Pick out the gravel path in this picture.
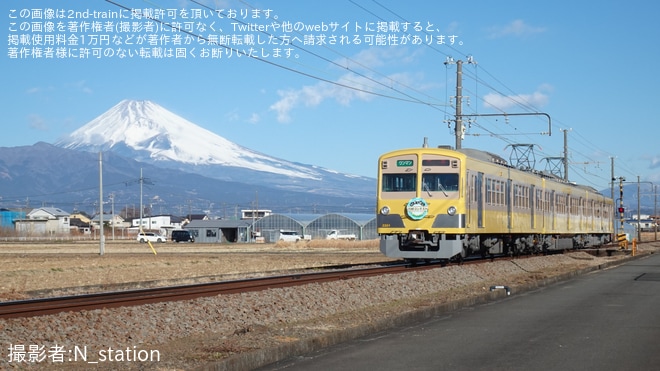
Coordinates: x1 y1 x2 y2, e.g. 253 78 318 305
1 243 656 370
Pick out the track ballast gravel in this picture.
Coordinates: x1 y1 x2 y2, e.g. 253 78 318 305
0 244 654 371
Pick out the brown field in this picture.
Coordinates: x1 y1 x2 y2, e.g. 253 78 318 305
0 239 385 300
1 233 657 301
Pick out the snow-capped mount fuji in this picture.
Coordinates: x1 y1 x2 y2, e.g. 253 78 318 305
55 100 374 199
57 100 319 179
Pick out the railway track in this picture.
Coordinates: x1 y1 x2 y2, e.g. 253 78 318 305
0 246 620 319
0 263 435 319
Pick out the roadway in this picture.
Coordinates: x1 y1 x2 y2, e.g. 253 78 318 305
258 253 660 371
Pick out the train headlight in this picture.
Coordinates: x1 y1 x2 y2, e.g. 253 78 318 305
380 206 390 215
447 206 457 216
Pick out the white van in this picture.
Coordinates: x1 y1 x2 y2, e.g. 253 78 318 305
278 230 302 242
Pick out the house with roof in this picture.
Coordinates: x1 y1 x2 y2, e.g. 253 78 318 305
70 212 92 224
129 215 185 237
70 212 92 234
183 214 208 224
15 207 71 235
69 217 91 235
91 214 128 229
0 208 26 230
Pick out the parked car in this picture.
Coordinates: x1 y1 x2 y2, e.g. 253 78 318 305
171 229 194 243
136 232 167 243
278 230 302 242
278 230 311 242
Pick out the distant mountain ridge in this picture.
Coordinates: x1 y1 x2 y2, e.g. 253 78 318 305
0 97 656 216
0 142 374 215
54 100 374 199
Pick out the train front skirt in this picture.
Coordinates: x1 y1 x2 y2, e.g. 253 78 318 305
379 234 463 260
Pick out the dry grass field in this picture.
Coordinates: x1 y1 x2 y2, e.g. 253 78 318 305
0 239 386 300
2 234 657 301
1 236 657 370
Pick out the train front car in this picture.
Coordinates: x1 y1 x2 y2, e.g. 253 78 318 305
377 147 466 262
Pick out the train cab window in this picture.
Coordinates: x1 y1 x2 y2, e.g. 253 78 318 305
382 173 416 192
422 173 459 192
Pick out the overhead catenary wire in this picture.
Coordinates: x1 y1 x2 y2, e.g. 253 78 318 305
238 0 452 110
349 1 580 179
106 0 617 190
364 1 558 132
361 0 622 184
137 0 555 141
353 0 542 143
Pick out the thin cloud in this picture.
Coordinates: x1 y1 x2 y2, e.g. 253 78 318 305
488 19 546 39
27 81 91 96
223 108 260 124
483 85 552 111
648 155 660 169
269 48 418 123
224 108 240 122
26 86 55 94
28 114 48 131
646 156 660 184
269 74 381 123
270 89 300 123
67 80 93 95
247 113 260 124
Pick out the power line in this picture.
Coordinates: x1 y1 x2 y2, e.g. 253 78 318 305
106 1 615 186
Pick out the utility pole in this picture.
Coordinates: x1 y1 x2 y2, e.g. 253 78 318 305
618 176 626 248
445 56 554 155
655 185 658 242
611 157 616 235
562 129 569 181
139 168 143 232
99 152 105 256
445 57 476 149
638 176 641 242
455 59 463 149
109 192 115 240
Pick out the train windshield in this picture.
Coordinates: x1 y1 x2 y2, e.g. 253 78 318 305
382 173 416 192
422 173 459 192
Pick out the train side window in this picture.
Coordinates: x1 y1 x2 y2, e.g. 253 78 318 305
486 178 505 206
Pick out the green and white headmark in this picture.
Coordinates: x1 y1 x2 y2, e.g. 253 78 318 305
406 197 428 220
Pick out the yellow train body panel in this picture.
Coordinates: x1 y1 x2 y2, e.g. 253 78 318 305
377 147 613 260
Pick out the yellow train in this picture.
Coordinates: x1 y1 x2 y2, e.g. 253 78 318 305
377 146 613 261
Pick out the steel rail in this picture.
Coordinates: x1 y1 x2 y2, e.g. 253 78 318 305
1 246 623 319
0 263 422 319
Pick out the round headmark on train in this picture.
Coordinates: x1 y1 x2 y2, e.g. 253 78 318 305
406 197 428 220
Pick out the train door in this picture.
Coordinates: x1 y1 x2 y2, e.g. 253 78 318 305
580 197 585 231
565 195 573 231
477 172 484 228
551 190 556 230
506 179 512 230
530 185 536 229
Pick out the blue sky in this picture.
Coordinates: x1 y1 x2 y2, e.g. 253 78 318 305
3 0 660 197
